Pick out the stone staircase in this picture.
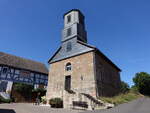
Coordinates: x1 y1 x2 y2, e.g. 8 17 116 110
63 89 114 110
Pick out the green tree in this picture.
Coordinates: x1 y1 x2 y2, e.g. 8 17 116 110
120 81 130 93
133 72 150 95
13 83 34 99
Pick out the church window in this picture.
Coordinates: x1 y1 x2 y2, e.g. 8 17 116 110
67 28 72 37
66 42 72 52
65 63 71 71
67 15 71 23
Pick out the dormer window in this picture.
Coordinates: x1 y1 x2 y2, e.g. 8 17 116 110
67 28 72 37
67 15 71 23
65 63 71 71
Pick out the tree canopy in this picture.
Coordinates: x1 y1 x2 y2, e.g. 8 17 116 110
133 72 150 95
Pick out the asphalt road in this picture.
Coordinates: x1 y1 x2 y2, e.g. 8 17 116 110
0 103 79 113
0 97 149 113
83 97 150 113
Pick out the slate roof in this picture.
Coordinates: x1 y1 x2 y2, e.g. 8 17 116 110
63 9 84 19
48 40 95 64
78 41 121 71
48 41 121 72
0 52 48 74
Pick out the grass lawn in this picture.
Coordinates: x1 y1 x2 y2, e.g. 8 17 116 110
100 91 143 106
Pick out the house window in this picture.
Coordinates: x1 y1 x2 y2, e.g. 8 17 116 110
65 63 71 71
67 28 72 37
2 67 8 74
67 15 71 23
20 70 30 78
66 42 72 52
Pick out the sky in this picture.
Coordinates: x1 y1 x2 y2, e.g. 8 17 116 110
0 0 150 86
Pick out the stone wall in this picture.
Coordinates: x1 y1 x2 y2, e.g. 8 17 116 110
94 52 121 97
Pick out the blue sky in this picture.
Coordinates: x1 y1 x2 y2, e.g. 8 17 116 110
0 0 150 86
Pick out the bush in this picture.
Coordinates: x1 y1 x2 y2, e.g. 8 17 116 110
41 96 47 104
32 88 46 102
130 86 139 94
120 81 130 93
32 88 46 97
13 83 34 100
0 96 12 103
49 98 63 108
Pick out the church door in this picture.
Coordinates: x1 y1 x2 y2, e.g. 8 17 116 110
65 75 71 91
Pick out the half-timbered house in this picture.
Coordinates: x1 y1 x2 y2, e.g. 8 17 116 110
0 52 48 97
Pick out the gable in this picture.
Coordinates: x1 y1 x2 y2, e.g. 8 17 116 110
48 41 121 72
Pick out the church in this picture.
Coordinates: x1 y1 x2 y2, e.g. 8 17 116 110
46 9 121 109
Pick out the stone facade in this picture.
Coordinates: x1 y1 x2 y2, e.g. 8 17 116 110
46 52 96 99
46 51 121 109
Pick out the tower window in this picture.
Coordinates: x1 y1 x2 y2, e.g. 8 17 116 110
66 42 72 52
67 15 71 23
65 63 71 71
67 28 72 37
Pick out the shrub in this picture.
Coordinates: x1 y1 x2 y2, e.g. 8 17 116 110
32 88 47 102
49 98 63 108
41 96 47 104
120 81 130 93
32 88 46 97
0 96 12 103
13 83 34 100
130 86 139 94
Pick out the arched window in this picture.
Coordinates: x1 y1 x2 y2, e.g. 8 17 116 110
65 63 71 71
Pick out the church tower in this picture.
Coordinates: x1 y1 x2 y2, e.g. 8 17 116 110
48 9 94 64
47 9 121 110
62 9 87 43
